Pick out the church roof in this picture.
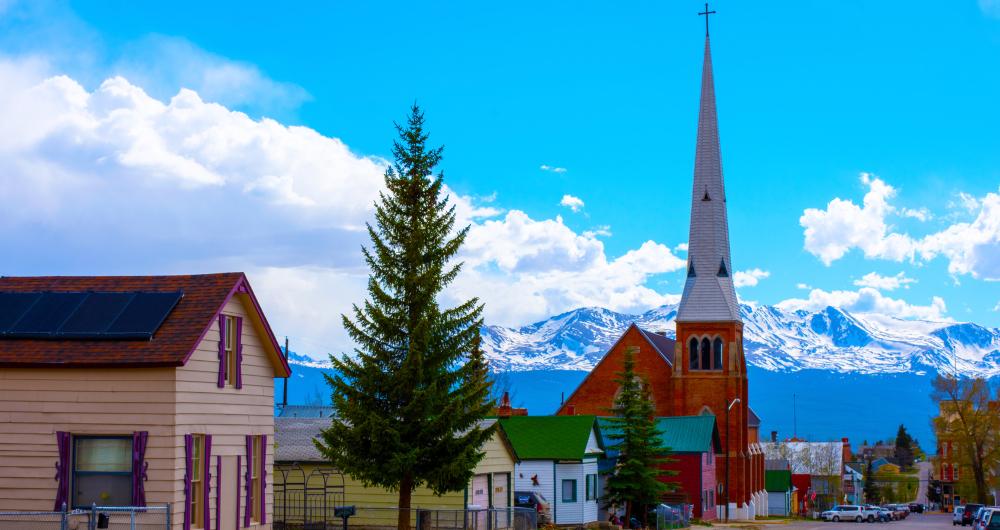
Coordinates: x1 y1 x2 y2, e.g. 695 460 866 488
677 35 741 323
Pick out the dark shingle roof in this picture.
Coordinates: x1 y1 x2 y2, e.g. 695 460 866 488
278 405 336 418
275 417 328 463
748 407 761 427
0 273 289 374
637 328 676 366
499 415 601 461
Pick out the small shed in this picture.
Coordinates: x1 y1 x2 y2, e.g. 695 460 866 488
765 469 793 516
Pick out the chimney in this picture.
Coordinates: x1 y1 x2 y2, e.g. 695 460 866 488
497 391 513 418
566 404 576 415
771 431 778 442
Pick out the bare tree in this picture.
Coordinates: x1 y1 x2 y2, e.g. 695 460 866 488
931 375 1000 504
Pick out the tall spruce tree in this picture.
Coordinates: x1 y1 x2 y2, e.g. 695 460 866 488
315 105 494 530
603 347 674 526
894 425 915 472
863 459 879 504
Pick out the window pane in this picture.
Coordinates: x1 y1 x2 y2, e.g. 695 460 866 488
689 338 698 370
700 338 711 370
73 473 131 507
713 338 723 370
562 480 576 502
76 438 131 472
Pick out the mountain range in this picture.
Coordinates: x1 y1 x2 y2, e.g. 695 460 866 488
280 303 1000 448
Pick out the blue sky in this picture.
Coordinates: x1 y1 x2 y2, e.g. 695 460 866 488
1 0 999 357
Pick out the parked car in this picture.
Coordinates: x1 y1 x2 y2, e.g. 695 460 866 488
963 504 986 526
875 507 894 523
908 503 925 514
956 507 967 526
822 505 865 522
975 509 1000 530
514 491 551 524
861 505 881 523
985 510 1000 530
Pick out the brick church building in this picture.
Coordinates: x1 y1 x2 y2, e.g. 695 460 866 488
556 30 767 521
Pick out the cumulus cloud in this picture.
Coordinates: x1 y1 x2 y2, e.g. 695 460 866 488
560 194 585 212
777 287 948 321
801 173 1000 281
853 271 917 291
733 268 770 288
675 243 689 252
540 164 567 174
981 0 1000 18
900 207 932 221
796 283 812 290
0 62 689 356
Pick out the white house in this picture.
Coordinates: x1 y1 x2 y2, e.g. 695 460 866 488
499 415 603 525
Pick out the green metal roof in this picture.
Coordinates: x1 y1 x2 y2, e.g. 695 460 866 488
498 415 600 461
765 469 792 492
597 415 721 454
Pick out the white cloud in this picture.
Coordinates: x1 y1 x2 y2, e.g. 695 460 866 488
796 283 812 290
981 0 1000 19
900 207 932 221
540 164 567 174
801 173 1000 281
800 173 916 265
583 225 612 238
675 242 689 252
733 268 770 288
777 287 948 321
560 194 585 212
853 271 917 291
0 62 689 356
994 301 1000 312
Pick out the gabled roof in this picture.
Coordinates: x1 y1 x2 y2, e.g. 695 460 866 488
499 415 602 461
748 407 761 428
636 328 676 365
278 405 336 418
598 415 721 454
0 273 290 375
765 469 792 492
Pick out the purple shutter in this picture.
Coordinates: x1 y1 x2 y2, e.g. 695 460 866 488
217 315 226 388
260 434 267 523
53 431 71 511
244 435 253 527
234 317 244 389
183 434 194 530
235 455 242 529
203 435 212 530
215 456 222 530
131 431 149 506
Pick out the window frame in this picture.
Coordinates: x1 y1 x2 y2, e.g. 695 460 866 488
585 474 598 501
190 434 205 528
224 315 237 387
71 435 133 509
251 435 262 522
561 479 577 503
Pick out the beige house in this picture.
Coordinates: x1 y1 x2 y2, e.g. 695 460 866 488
0 273 291 530
273 417 518 527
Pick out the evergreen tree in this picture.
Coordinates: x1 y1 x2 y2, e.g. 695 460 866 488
315 105 494 530
894 425 915 472
863 459 880 504
603 347 675 526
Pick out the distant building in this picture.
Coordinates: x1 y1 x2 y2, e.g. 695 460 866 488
762 438 853 510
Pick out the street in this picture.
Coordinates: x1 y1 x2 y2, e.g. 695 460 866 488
745 513 953 530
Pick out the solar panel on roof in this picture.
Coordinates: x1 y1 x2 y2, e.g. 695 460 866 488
11 292 88 335
0 290 183 340
0 292 42 333
105 291 183 338
59 292 136 337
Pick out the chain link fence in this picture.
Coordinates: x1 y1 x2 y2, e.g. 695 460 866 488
655 503 691 530
0 504 170 530
275 506 536 530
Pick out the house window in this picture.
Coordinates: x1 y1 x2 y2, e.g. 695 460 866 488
562 479 577 503
585 474 598 501
251 435 262 522
224 315 237 386
190 434 205 528
73 436 132 508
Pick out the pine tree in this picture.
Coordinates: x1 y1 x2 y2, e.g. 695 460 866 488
602 347 675 526
894 425 914 472
315 105 494 530
863 459 879 504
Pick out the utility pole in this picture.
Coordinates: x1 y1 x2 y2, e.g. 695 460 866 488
725 397 741 522
282 336 289 408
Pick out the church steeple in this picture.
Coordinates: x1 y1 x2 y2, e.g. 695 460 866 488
676 34 741 323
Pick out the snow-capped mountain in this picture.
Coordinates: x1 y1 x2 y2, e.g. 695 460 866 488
479 303 1000 377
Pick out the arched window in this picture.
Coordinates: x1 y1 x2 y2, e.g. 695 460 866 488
713 338 724 370
689 338 699 370
700 338 711 370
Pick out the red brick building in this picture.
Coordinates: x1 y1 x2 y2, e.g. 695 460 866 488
556 31 767 520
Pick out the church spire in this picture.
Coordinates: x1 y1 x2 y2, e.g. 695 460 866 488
677 32 741 323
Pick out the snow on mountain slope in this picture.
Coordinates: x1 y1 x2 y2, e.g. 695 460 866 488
478 303 1000 376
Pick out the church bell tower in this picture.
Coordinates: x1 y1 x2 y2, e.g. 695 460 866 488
672 18 752 518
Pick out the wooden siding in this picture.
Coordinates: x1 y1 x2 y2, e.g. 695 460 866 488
175 294 276 529
0 367 177 510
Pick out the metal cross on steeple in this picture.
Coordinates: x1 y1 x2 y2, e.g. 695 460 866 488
698 2 716 37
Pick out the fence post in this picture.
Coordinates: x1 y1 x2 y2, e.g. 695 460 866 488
90 503 97 530
60 502 68 530
166 503 172 530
